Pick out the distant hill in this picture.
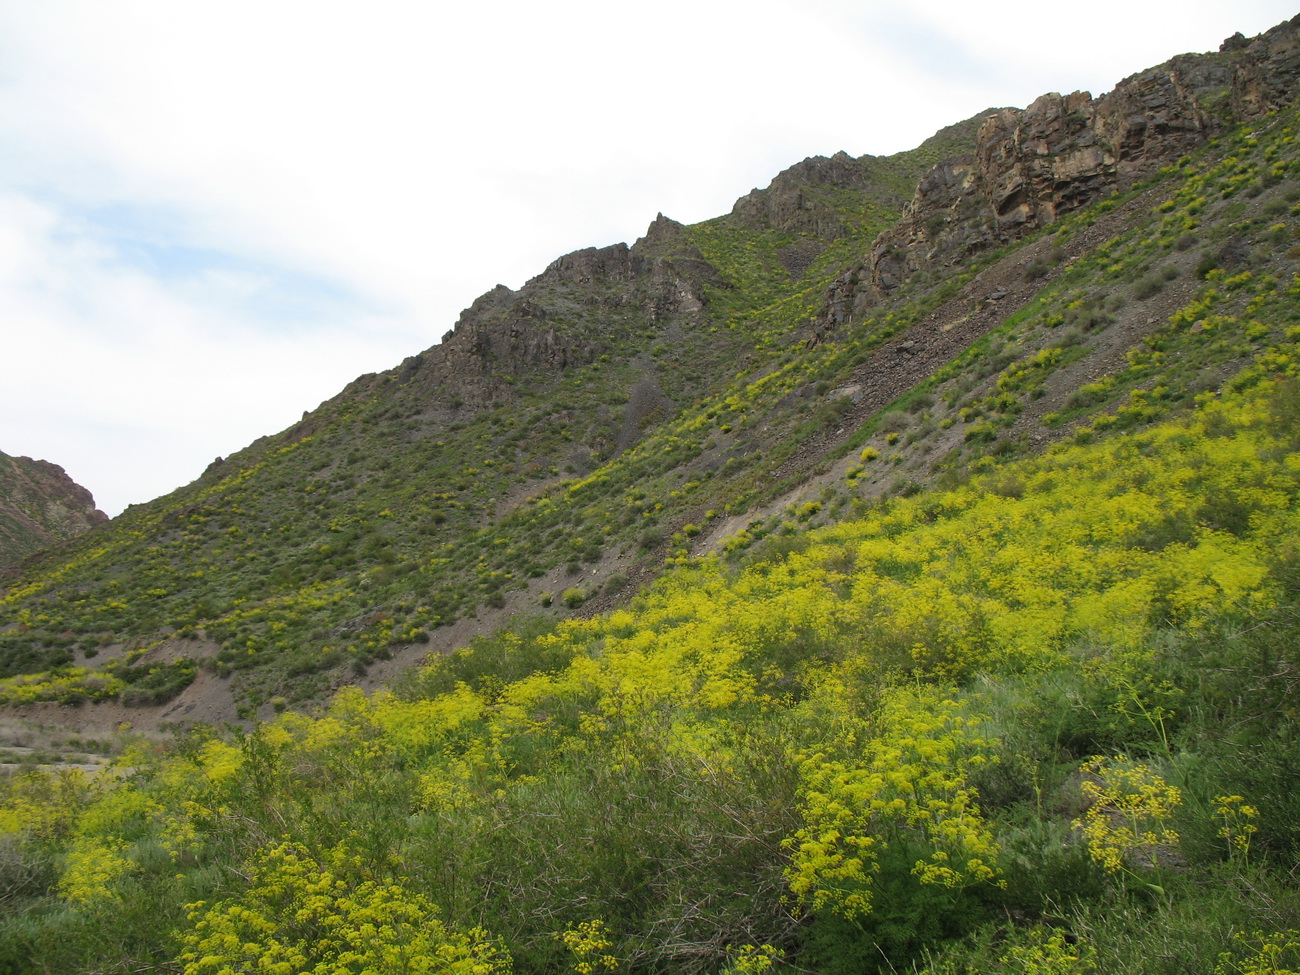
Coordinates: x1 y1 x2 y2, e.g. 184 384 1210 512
0 450 106 567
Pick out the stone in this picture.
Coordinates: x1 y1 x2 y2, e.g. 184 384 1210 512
854 15 1300 300
1221 31 1249 53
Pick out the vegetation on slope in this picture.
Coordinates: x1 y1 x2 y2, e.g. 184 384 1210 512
0 330 1298 973
5 95 1299 714
0 127 986 710
2 26 1300 975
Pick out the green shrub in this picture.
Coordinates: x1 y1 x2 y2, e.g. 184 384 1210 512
1133 275 1165 300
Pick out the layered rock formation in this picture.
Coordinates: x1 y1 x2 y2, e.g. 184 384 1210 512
854 15 1300 303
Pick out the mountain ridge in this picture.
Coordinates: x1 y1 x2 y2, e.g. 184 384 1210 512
1 15 1298 726
4 16 1300 975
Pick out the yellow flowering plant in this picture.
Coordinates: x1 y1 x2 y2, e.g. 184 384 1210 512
785 686 1003 920
1215 930 1300 975
1073 755 1181 881
1214 794 1260 864
179 841 510 975
555 919 620 975
1000 926 1097 975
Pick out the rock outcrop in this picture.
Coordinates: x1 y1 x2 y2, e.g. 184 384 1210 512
344 16 1300 408
1230 15 1300 117
0 451 107 567
346 214 724 412
850 15 1300 304
731 151 894 238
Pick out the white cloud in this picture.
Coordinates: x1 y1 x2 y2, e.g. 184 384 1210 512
0 0 1294 514
0 192 418 515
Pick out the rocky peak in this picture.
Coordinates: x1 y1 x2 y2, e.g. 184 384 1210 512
1231 14 1300 117
853 15 1300 301
730 150 885 237
631 213 689 258
631 213 724 318
0 451 107 567
372 213 724 410
534 242 639 288
441 283 516 344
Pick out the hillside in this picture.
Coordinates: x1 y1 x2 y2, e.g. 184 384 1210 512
2 272 1300 973
0 452 106 569
4 18 1300 726
1 15 1300 973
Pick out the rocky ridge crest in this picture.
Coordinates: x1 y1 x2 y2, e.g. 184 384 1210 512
325 17 1300 420
854 16 1300 307
344 214 721 416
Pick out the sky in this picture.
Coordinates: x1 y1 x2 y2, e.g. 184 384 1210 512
0 1 1295 517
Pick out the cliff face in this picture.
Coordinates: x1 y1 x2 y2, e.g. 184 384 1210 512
857 15 1300 302
0 452 107 567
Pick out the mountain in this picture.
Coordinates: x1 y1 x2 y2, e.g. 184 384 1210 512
2 16 1300 975
2 17 1299 722
0 451 106 568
